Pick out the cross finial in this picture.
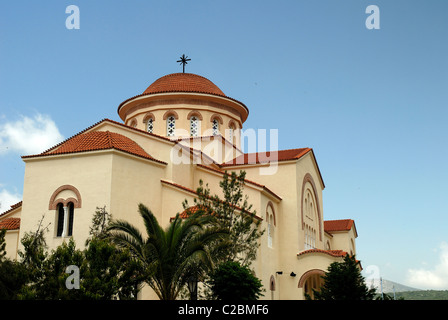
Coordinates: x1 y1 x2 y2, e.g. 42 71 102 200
177 54 191 73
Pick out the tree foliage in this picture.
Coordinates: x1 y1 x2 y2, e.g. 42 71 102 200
0 229 6 261
207 261 263 300
184 170 264 267
107 203 229 300
312 254 376 300
0 229 29 299
12 207 143 300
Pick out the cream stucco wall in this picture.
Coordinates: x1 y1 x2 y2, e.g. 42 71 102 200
20 151 115 251
4 230 19 260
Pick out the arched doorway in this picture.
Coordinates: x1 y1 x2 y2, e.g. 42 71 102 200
298 269 325 300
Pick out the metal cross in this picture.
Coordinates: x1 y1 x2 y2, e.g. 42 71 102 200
177 54 191 73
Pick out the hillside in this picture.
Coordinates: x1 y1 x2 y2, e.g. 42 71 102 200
365 278 420 293
394 290 448 300
365 278 448 300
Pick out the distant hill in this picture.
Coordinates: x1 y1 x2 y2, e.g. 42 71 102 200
395 290 448 300
365 278 421 293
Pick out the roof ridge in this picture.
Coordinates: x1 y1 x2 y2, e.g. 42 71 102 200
22 127 167 165
26 118 107 157
0 201 22 217
22 118 176 159
221 147 313 167
245 147 311 155
105 130 113 148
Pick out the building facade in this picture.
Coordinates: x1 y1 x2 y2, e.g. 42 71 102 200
0 72 358 300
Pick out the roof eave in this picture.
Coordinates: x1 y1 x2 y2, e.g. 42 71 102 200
117 91 249 123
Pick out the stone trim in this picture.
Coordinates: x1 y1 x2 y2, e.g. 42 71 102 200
142 112 155 123
210 114 224 124
162 110 179 120
298 269 325 288
49 185 82 210
186 110 203 120
266 201 276 226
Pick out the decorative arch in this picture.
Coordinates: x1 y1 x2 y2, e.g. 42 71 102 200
49 185 82 210
266 201 276 226
162 110 179 120
210 114 223 124
301 173 323 241
298 269 325 288
129 119 137 128
142 112 155 123
186 110 203 120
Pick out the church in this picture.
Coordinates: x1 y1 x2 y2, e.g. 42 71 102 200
0 67 358 300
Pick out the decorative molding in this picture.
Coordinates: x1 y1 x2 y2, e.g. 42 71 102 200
162 110 179 120
142 112 155 123
210 114 223 124
186 110 203 120
266 201 276 226
49 185 82 210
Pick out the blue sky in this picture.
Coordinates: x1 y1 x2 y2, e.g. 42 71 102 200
1 1 447 290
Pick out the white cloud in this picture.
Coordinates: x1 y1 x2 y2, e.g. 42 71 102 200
406 242 448 290
0 188 21 213
0 113 64 155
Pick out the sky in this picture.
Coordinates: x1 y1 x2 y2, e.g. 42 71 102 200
0 1 447 290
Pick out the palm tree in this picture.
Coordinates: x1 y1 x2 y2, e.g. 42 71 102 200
107 203 228 300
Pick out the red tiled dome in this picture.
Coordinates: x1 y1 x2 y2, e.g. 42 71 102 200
142 73 225 96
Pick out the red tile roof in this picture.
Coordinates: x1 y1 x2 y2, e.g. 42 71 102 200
161 180 262 221
324 219 355 232
143 73 226 96
197 164 282 201
0 218 20 230
0 201 22 218
297 249 348 258
221 148 312 166
23 130 167 164
175 205 213 220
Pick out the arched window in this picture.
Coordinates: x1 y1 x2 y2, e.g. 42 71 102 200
56 203 65 237
143 113 155 134
67 202 74 236
228 122 236 143
269 275 276 300
167 116 176 137
147 118 154 133
190 116 200 137
49 185 81 238
303 188 317 250
266 202 275 249
212 119 219 135
55 202 75 237
268 214 274 248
